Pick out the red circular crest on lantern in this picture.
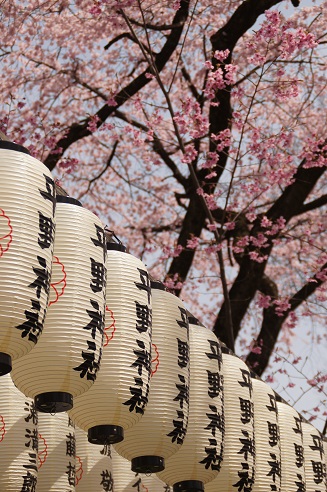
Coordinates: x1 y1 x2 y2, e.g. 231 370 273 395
151 343 160 376
103 306 117 347
75 455 84 484
38 433 48 469
0 209 13 258
0 415 5 442
49 256 67 306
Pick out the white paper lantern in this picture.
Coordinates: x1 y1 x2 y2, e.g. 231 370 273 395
142 474 172 492
251 377 281 492
302 421 326 491
157 319 224 492
205 351 255 492
276 401 305 492
111 447 137 492
75 427 114 491
114 283 190 474
11 197 107 412
70 244 152 444
0 374 38 491
37 412 76 491
0 141 55 375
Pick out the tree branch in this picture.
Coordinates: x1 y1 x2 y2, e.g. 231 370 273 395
43 0 190 171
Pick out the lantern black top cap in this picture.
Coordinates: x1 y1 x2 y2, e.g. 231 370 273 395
0 140 30 155
56 195 83 207
107 242 127 252
151 280 165 290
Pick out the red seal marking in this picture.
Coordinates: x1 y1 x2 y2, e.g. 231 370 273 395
0 209 13 257
142 483 149 492
38 433 48 468
104 306 116 347
75 455 84 484
0 415 6 442
49 255 67 306
151 343 160 376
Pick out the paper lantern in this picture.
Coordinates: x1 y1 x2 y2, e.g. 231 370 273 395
205 350 255 492
157 318 224 492
114 283 190 473
37 412 76 491
70 244 152 444
0 141 55 375
11 197 106 412
111 447 138 492
142 474 172 492
302 421 326 491
251 377 281 492
276 401 305 492
0 374 38 491
75 427 114 491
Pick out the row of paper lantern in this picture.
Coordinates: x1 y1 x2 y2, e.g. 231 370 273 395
0 141 326 491
0 346 326 492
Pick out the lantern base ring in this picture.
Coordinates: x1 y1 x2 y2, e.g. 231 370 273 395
88 425 124 444
0 352 12 376
35 392 73 413
131 456 165 474
173 481 204 492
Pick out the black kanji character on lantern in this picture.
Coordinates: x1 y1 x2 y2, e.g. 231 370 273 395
294 443 304 468
134 268 151 304
205 405 224 437
233 461 255 492
293 416 302 436
29 256 51 299
131 340 151 376
101 444 111 457
237 430 255 461
23 453 38 473
66 461 76 486
20 471 37 492
176 306 188 330
206 340 222 368
238 369 252 398
174 374 189 409
91 224 106 262
239 398 253 425
16 299 44 343
132 478 142 492
177 338 189 368
311 461 326 484
267 453 281 483
123 377 149 414
135 301 152 333
100 469 114 492
163 485 171 492
199 438 222 471
24 401 38 425
309 434 324 459
66 432 76 457
207 370 223 399
295 473 305 492
68 417 75 428
25 429 38 451
39 174 56 215
167 410 187 445
267 421 279 447
266 394 277 413
38 211 55 249
270 486 277 492
84 300 104 339
73 340 101 381
90 258 106 293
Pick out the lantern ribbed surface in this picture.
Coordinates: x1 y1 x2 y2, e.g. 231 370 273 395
75 427 114 491
0 374 38 491
205 353 255 492
70 249 152 444
277 401 305 492
157 323 224 489
142 474 172 492
0 144 55 374
111 447 138 492
251 378 281 492
114 285 190 473
11 200 107 412
302 422 326 491
37 412 76 491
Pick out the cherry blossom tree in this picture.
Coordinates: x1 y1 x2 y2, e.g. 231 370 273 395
0 0 326 430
